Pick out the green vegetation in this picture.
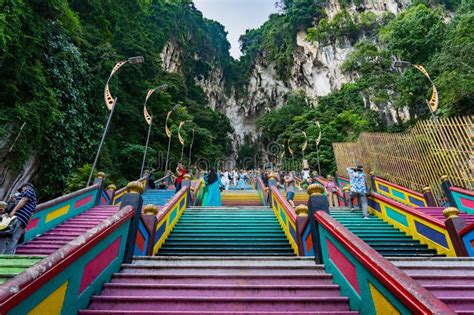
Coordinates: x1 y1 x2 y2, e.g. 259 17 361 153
0 0 233 199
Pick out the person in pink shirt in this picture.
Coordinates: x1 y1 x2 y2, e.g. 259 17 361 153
325 175 338 208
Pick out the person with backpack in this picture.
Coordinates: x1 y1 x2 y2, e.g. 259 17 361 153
347 165 369 219
0 183 37 254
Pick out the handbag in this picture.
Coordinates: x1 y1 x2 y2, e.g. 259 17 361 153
0 215 17 237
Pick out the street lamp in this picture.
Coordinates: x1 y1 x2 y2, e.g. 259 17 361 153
188 128 195 168
140 84 168 178
164 104 180 173
87 56 144 187
315 121 322 175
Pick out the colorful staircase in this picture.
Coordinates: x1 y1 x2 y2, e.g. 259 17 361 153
330 208 440 257
80 257 357 314
142 189 175 206
419 207 474 224
221 190 262 206
158 207 295 256
391 257 474 314
0 255 44 284
15 205 119 255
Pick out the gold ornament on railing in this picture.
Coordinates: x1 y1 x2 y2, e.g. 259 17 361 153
96 172 106 179
143 204 159 215
126 181 144 194
307 184 325 196
443 207 459 219
107 184 117 191
295 204 309 216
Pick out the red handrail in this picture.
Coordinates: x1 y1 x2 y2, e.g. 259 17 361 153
374 176 425 198
371 192 445 227
0 206 134 312
315 211 454 314
35 183 100 212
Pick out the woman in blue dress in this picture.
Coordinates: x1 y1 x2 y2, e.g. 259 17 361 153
202 168 223 206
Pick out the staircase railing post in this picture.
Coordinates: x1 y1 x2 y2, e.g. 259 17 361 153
182 174 192 205
443 207 468 257
307 184 329 264
105 184 117 205
369 171 377 193
267 172 278 204
121 181 144 264
422 186 438 207
342 186 350 207
294 204 309 255
93 172 106 206
440 175 456 207
142 204 159 256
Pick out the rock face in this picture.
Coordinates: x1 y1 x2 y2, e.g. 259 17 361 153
160 0 413 145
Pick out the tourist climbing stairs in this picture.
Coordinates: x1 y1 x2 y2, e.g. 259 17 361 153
15 205 119 255
329 208 440 257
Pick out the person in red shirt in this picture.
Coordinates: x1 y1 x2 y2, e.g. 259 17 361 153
175 161 187 193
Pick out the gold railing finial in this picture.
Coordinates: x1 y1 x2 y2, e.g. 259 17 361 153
307 184 325 196
143 204 159 215
443 207 459 219
126 181 144 194
97 172 106 179
295 204 309 216
107 184 117 191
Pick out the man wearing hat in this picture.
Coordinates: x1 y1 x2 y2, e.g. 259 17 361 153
347 165 369 219
0 183 37 254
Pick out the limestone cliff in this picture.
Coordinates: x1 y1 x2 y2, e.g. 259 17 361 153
159 0 413 145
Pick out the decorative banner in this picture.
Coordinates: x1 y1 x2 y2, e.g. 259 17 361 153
165 111 172 138
178 121 186 145
288 139 294 156
104 61 127 111
301 130 308 153
280 144 285 159
316 121 322 146
413 64 438 113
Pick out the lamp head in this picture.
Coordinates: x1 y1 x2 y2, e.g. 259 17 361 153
158 84 168 90
172 104 180 111
128 56 145 64
393 60 411 70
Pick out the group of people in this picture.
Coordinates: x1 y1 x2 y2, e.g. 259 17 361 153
0 183 37 254
220 169 250 191
260 165 369 218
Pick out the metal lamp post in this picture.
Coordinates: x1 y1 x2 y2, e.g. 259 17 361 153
87 56 144 187
315 121 322 175
164 104 180 173
188 128 195 168
140 84 168 178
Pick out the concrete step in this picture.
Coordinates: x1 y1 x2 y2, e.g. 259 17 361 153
100 283 343 297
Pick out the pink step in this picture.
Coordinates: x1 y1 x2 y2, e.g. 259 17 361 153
87 296 350 312
16 206 119 256
110 273 333 286
100 283 343 298
80 312 358 315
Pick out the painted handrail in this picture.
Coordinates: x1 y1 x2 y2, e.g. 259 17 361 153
192 178 204 206
448 186 474 214
152 186 188 254
269 186 299 255
373 175 428 208
25 183 101 241
369 192 455 256
0 205 134 314
460 223 474 256
255 176 267 206
314 211 454 314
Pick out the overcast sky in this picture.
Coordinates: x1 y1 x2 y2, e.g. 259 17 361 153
193 0 278 59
